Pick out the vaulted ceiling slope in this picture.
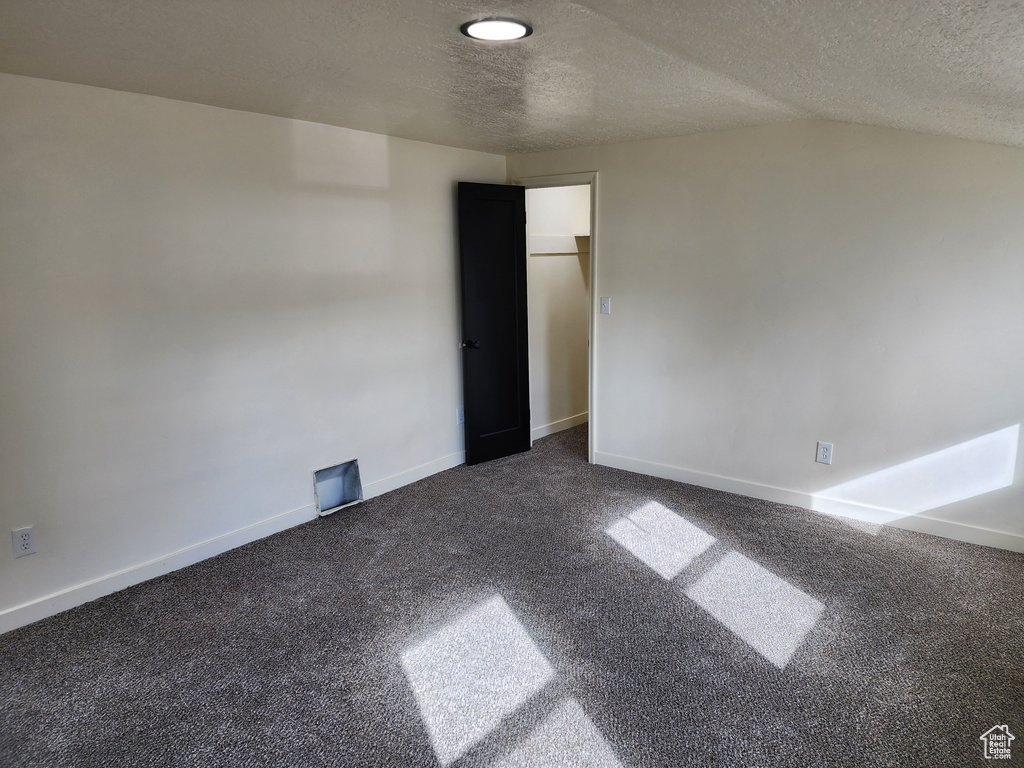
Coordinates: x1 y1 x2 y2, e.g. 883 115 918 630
2 0 1022 154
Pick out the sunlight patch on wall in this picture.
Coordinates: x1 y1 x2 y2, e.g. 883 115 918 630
400 595 554 765
811 424 1020 531
492 697 624 768
605 501 716 579
685 551 824 669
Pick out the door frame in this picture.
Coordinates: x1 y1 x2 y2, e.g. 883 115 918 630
510 171 599 464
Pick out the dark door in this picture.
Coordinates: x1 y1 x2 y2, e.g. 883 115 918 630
458 182 531 465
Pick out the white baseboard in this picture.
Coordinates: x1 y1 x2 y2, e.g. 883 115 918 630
0 503 318 635
594 451 1024 553
361 450 465 498
532 412 588 441
884 514 1024 551
1 450 468 635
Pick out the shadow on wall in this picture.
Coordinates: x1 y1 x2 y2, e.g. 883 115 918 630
810 424 1020 535
288 120 395 275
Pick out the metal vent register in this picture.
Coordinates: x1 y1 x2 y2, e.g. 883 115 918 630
313 459 363 516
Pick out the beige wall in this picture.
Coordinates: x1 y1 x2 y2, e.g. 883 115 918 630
0 74 505 630
526 186 590 439
528 183 590 233
509 121 1024 550
4 74 1023 633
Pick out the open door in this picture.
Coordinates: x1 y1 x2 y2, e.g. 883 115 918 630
458 182 531 465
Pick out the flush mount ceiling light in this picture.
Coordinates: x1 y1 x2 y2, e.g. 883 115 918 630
460 18 532 41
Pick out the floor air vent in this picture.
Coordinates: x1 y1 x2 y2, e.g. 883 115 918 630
313 459 363 516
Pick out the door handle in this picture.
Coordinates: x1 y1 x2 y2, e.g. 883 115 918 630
460 339 480 349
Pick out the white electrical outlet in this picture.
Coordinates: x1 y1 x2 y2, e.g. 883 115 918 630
12 526 36 558
456 407 465 425
816 441 833 465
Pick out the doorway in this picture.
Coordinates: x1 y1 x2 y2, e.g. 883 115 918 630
517 173 598 463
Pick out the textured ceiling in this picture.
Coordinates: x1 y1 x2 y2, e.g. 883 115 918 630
1 0 1023 154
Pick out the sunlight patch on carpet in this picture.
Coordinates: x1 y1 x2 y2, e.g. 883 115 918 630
400 595 554 765
492 697 624 768
606 501 716 579
685 551 824 669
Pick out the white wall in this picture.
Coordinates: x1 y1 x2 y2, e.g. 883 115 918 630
526 187 590 439
0 74 506 630
509 121 1024 551
528 184 591 236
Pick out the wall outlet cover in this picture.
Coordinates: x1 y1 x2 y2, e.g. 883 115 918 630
12 526 36 558
816 441 833 465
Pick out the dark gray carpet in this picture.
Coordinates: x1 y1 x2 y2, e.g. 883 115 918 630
2 425 1022 767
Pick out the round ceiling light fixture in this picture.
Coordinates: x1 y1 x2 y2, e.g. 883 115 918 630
460 18 532 41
